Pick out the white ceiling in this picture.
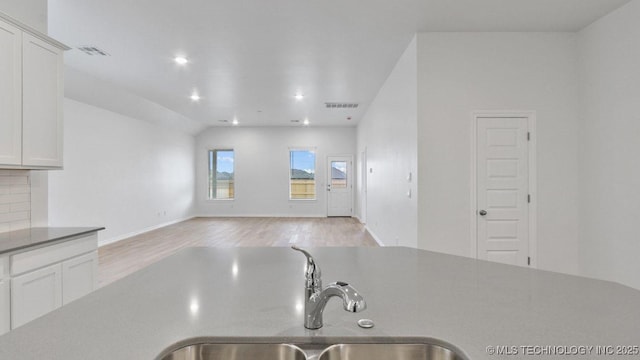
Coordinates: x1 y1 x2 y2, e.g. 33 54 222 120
48 0 630 131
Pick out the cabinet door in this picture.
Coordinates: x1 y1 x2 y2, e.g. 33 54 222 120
11 263 62 329
0 278 9 335
0 255 9 335
0 19 22 166
62 251 98 305
22 32 64 168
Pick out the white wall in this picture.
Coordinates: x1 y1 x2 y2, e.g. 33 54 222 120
48 99 196 246
356 36 418 247
196 126 356 217
578 0 640 289
0 0 47 33
416 33 581 275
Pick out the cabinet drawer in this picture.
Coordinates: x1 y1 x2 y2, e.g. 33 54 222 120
11 233 97 275
0 255 8 279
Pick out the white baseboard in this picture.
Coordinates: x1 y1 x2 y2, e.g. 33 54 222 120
195 214 326 218
365 225 385 247
98 216 195 247
353 215 365 224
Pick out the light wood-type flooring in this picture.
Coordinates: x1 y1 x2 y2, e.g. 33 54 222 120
98 217 377 287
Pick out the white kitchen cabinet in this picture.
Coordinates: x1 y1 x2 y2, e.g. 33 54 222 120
0 18 22 167
8 232 98 330
22 33 64 168
62 251 98 305
0 14 69 170
0 256 9 335
11 263 62 329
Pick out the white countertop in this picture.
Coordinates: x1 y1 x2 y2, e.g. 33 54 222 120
0 247 638 359
0 227 105 254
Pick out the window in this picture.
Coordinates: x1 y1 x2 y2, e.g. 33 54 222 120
289 149 316 200
208 149 234 199
330 161 348 189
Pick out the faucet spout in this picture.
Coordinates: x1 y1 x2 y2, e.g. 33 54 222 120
318 282 367 313
292 246 367 329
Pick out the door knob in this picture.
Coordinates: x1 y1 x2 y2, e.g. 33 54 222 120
478 210 487 216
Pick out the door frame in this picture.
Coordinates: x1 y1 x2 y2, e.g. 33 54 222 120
470 111 537 268
360 148 367 224
326 155 354 217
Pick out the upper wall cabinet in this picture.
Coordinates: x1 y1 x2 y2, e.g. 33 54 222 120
0 13 69 170
0 19 22 167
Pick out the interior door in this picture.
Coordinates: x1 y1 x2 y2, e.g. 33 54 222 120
327 156 353 217
477 117 529 266
361 149 367 223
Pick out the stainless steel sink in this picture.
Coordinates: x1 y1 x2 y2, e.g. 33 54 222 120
157 340 466 360
159 343 307 360
317 343 464 360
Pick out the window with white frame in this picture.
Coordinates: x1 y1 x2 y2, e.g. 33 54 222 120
208 149 235 199
289 149 316 200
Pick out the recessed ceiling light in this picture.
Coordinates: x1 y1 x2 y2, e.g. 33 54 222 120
303 118 310 125
190 93 201 101
294 93 304 101
232 119 239 125
174 56 189 65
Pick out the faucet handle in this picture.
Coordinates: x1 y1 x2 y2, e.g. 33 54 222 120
291 245 322 287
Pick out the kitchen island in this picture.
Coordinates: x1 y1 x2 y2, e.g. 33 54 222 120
0 247 638 359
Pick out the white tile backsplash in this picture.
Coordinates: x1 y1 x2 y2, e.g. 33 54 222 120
0 170 31 233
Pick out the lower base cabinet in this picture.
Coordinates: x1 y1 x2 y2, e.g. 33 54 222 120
5 233 98 331
0 256 9 335
62 251 98 305
11 263 62 328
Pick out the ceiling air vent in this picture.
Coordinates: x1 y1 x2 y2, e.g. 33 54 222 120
325 102 359 109
77 46 110 56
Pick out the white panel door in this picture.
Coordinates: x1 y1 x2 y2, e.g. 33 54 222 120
477 117 529 266
11 263 63 329
62 251 98 305
0 19 22 166
327 156 353 217
21 32 64 168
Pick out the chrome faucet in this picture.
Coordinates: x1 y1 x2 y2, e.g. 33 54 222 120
292 245 366 329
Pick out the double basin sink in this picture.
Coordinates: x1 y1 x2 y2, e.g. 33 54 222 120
158 340 467 360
